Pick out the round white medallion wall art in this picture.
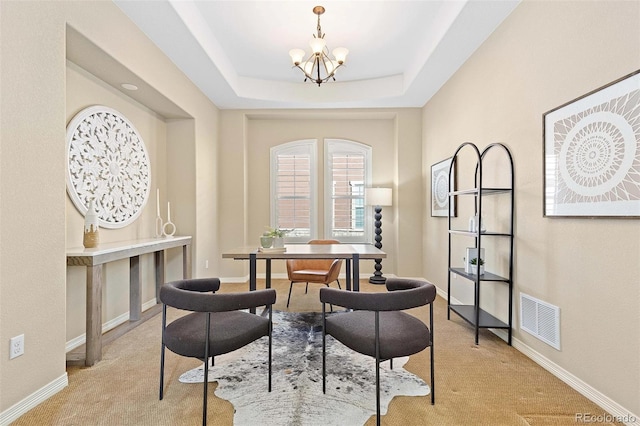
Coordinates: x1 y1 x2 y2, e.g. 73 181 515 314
433 170 450 209
66 105 151 229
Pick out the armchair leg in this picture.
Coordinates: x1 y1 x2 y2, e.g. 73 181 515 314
203 314 211 426
430 301 435 405
336 279 341 290
375 312 381 426
160 305 167 400
159 343 165 400
203 360 208 426
286 282 294 308
322 303 327 394
268 305 273 392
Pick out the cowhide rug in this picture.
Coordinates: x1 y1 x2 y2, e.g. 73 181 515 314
179 311 430 425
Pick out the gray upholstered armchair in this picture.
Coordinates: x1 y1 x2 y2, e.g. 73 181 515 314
320 278 436 425
159 278 276 426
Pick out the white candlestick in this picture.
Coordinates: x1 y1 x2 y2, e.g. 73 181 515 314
156 188 160 217
167 201 171 222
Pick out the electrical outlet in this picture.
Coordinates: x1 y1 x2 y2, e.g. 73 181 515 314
205 260 209 269
10 334 24 359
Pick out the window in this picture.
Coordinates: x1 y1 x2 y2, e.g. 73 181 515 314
270 140 317 243
325 140 372 242
271 139 371 243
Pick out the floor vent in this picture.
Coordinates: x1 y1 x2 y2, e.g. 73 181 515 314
520 293 561 350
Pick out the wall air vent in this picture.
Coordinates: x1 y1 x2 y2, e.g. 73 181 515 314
520 293 561 350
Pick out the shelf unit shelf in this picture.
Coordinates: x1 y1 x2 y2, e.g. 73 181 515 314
449 230 512 237
449 305 510 329
447 142 515 345
449 187 512 196
449 267 509 282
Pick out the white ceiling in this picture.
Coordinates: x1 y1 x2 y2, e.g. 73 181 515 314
114 0 520 110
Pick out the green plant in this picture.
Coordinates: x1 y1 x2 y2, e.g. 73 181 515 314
264 227 289 238
470 257 484 266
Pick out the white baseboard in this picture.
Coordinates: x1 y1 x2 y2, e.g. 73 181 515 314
220 275 250 283
512 338 639 426
436 286 639 426
0 373 68 426
66 299 158 352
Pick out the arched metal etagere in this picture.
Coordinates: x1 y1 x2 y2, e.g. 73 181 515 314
446 142 514 345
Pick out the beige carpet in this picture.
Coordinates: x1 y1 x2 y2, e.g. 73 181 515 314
13 279 620 426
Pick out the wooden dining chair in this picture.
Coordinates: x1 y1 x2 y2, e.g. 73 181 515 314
285 239 342 308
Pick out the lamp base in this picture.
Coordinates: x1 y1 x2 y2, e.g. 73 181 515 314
368 275 387 285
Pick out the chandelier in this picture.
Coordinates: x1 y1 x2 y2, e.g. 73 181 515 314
289 6 348 86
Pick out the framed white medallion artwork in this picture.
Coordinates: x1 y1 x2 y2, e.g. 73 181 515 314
431 157 456 217
543 70 640 218
66 106 151 228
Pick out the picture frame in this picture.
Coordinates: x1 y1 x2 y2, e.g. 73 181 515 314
431 157 456 217
543 70 640 218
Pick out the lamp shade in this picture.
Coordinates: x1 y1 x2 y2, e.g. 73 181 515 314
309 37 326 54
332 47 349 63
289 48 305 65
365 188 392 206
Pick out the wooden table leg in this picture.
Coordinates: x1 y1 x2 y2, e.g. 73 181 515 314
130 255 141 322
86 264 103 366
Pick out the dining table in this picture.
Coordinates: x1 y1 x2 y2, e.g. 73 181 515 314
222 243 386 311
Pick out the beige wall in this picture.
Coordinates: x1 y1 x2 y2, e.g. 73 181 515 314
218 110 423 280
0 0 218 414
2 0 638 421
423 0 640 417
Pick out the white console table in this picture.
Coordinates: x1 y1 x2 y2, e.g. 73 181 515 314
66 236 192 366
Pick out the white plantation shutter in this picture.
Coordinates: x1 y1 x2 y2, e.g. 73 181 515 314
271 140 317 242
325 140 372 242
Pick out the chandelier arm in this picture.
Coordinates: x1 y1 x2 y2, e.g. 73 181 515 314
292 64 309 82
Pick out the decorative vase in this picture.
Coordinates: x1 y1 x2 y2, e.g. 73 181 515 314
260 236 273 248
273 237 285 248
471 265 485 275
468 215 486 233
162 201 176 238
83 199 100 248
